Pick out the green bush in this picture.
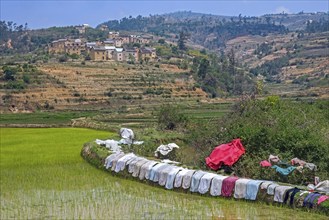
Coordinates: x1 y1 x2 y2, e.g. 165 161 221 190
188 97 329 184
158 105 189 131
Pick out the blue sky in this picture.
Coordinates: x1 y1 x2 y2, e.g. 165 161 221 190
1 1 328 29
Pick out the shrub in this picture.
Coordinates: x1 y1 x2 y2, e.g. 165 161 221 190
158 105 189 130
188 97 329 184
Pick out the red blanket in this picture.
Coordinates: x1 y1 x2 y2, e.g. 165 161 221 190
206 139 245 170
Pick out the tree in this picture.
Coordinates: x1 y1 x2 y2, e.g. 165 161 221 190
3 66 17 81
197 58 209 79
178 31 189 51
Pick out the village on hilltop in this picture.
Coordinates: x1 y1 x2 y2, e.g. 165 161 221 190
48 29 157 63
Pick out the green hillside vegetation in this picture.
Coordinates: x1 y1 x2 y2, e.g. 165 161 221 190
186 97 329 183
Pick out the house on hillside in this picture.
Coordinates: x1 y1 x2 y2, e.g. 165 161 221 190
48 39 68 54
48 38 85 55
65 39 85 55
139 47 157 62
75 24 89 34
90 46 107 61
103 39 115 46
114 38 124 47
113 48 124 62
108 31 119 39
124 47 139 62
120 35 130 44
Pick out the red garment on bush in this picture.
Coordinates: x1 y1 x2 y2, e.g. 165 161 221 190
260 160 272 167
205 139 245 170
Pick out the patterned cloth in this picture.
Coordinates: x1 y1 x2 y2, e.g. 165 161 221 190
221 176 239 197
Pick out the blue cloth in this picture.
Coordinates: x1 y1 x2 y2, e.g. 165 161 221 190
151 164 171 182
303 193 321 208
148 163 166 181
245 180 263 200
289 188 301 206
190 170 207 192
271 165 296 175
165 167 182 190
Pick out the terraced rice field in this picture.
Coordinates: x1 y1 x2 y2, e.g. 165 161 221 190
1 128 327 219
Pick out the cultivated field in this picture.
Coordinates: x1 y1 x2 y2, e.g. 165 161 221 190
1 128 328 219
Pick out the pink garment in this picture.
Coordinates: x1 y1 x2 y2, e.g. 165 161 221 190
221 176 239 197
206 139 245 170
260 160 272 167
317 195 329 205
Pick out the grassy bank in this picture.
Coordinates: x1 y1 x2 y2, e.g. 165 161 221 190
1 128 328 219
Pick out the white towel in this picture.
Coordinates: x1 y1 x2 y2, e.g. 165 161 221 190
210 175 228 196
198 173 217 194
274 186 293 203
139 161 158 180
114 153 136 173
132 158 149 177
234 178 251 199
182 170 196 189
174 169 190 188
158 165 176 186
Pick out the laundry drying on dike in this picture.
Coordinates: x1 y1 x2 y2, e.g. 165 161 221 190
81 135 329 216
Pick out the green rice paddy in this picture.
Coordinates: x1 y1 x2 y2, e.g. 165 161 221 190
1 128 327 219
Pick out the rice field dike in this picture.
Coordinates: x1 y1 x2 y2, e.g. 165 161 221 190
1 128 328 219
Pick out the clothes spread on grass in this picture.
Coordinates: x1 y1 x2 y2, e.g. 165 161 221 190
291 157 317 171
274 186 294 203
154 143 180 157
120 128 134 144
283 187 301 205
148 163 167 181
303 193 322 208
174 169 190 188
267 183 279 195
139 161 158 180
132 158 149 177
268 155 281 163
271 165 296 175
210 175 228 196
234 178 251 199
221 176 239 197
161 159 180 164
114 153 136 173
260 155 318 176
260 181 274 190
245 180 263 200
190 170 207 193
182 170 196 189
317 195 329 205
165 167 183 190
95 128 144 152
198 173 217 194
314 180 329 194
260 160 272 167
159 165 176 186
206 139 245 170
102 151 329 212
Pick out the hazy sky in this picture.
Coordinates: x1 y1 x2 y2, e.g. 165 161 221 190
1 1 328 29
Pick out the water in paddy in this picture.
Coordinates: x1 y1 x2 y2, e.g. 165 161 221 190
1 128 327 219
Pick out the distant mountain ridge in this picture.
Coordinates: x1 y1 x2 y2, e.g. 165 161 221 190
98 11 328 50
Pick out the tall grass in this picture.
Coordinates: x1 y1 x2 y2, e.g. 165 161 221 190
1 128 327 219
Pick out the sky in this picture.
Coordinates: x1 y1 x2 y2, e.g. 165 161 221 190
1 0 328 29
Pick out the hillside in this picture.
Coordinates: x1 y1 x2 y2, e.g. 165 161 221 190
0 62 207 113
